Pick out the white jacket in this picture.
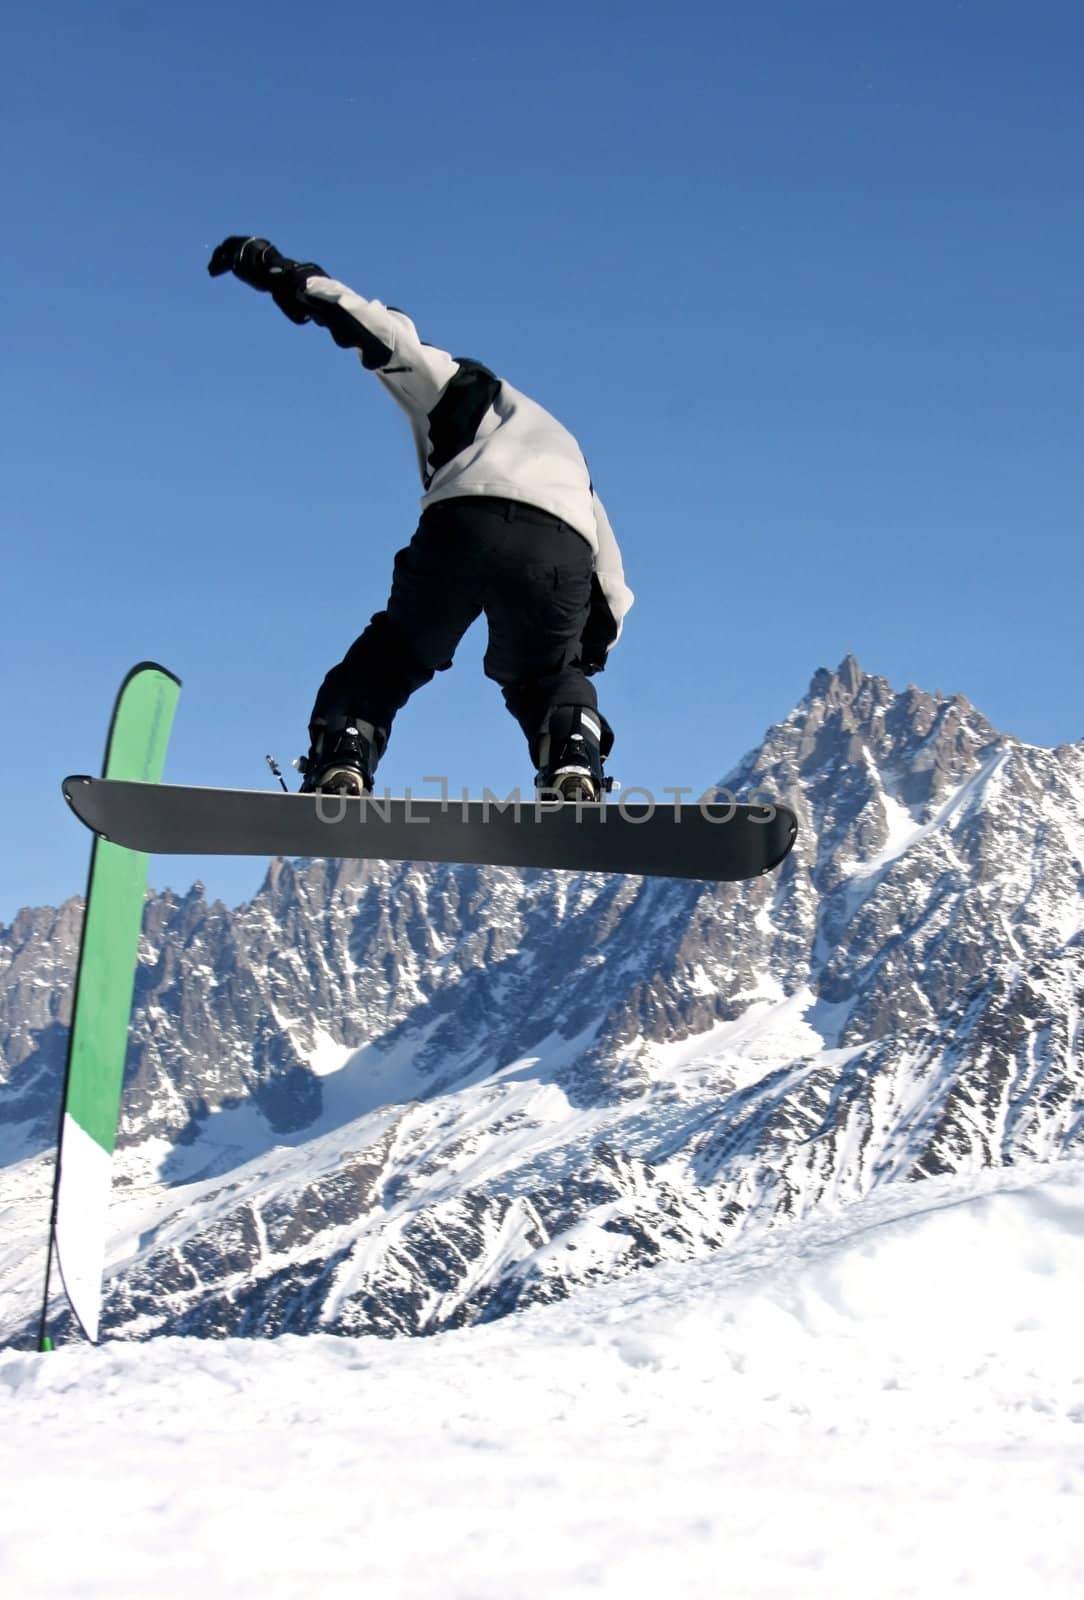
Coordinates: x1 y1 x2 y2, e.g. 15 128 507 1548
299 276 634 650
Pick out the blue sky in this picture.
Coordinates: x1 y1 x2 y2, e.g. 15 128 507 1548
3 0 1081 919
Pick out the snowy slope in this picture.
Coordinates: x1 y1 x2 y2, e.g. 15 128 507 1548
3 1165 1084 1599
2 656 1082 1342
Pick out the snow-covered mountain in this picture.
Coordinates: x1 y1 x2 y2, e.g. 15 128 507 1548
1 656 1082 1343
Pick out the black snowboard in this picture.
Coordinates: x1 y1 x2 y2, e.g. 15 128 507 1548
62 778 797 884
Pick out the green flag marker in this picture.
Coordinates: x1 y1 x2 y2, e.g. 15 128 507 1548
40 664 180 1347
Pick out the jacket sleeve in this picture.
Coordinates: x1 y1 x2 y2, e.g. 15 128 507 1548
581 491 634 665
296 275 459 412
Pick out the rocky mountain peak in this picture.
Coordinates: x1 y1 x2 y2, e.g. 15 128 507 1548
808 651 866 704
733 656 1001 845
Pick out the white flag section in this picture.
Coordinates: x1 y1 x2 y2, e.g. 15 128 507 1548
53 1114 113 1344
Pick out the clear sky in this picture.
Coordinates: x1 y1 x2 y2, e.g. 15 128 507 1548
3 0 1081 920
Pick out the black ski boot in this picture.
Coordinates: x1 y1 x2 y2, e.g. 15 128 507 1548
535 707 607 802
298 716 378 796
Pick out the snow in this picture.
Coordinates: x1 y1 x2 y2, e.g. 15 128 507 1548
3 1165 1084 1599
304 1026 355 1078
840 748 1006 887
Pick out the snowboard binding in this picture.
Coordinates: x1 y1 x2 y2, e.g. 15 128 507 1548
534 706 613 803
297 716 377 797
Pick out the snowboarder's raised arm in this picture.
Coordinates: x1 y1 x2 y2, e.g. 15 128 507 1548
207 235 458 408
298 276 460 409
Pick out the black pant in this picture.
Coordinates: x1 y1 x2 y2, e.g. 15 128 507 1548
312 497 605 765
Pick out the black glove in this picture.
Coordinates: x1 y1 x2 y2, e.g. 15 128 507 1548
576 575 618 675
207 236 326 325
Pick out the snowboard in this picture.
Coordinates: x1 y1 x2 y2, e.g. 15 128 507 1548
62 777 798 884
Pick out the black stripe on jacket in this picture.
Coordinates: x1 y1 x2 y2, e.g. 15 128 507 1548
424 359 502 486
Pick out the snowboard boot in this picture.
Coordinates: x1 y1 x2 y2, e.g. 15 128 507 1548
535 707 607 802
298 716 378 797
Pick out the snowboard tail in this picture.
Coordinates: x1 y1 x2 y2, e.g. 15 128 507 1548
63 778 797 883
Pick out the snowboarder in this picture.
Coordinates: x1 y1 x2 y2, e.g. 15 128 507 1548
208 236 634 801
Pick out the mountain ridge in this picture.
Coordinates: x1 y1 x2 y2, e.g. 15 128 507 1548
2 655 1081 1342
